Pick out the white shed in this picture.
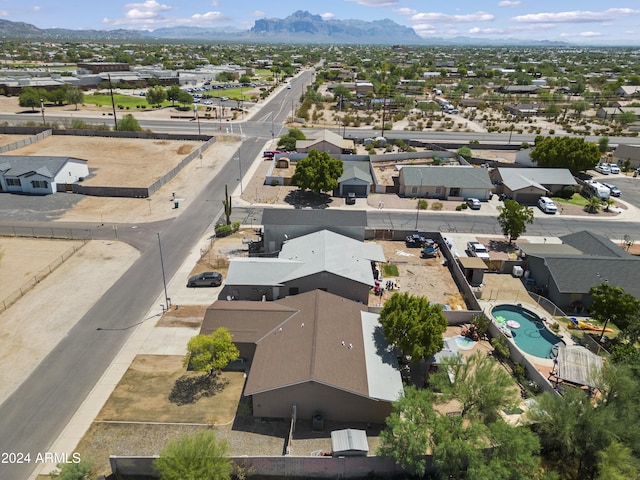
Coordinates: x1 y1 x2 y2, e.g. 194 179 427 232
331 429 369 457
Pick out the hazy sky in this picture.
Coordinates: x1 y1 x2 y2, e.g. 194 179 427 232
3 1 640 44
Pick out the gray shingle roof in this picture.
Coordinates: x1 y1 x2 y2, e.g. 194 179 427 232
560 231 630 258
401 165 493 189
496 168 577 192
0 156 84 179
338 161 372 184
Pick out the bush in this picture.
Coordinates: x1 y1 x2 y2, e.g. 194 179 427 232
418 199 429 210
461 202 468 209
455 205 463 211
215 221 240 238
491 336 510 359
431 201 443 211
559 185 575 199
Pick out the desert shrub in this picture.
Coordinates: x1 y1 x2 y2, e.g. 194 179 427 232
431 201 443 211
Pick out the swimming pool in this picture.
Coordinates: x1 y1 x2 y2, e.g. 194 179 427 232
454 335 476 350
491 304 563 358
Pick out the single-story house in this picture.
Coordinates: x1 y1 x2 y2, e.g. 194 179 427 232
596 107 623 120
0 156 89 195
612 144 640 169
518 231 640 310
504 103 541 117
296 130 355 155
398 165 493 200
202 289 404 423
220 229 385 304
615 85 640 97
262 208 367 254
337 161 373 198
497 85 540 94
489 167 577 204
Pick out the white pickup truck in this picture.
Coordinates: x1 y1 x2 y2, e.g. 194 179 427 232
467 241 490 260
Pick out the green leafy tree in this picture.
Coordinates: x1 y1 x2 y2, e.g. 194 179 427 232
47 87 67 105
118 114 142 132
378 387 436 475
497 199 534 244
65 87 84 110
239 74 252 85
456 146 473 161
166 84 182 106
596 441 639 480
185 328 239 375
598 137 610 154
530 136 600 174
589 283 639 339
50 459 92 480
146 85 167 107
617 111 637 125
277 127 306 151
291 149 343 194
431 352 518 422
177 90 193 107
154 430 232 480
18 87 41 111
378 292 447 360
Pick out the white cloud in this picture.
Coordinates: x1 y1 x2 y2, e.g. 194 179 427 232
411 11 494 23
211 0 220 5
320 12 335 20
560 31 603 37
250 10 265 18
469 27 508 34
33 5 41 11
498 1 521 6
514 8 640 24
412 23 438 36
395 8 417 16
123 0 171 21
103 1 231 29
187 11 228 25
346 0 398 6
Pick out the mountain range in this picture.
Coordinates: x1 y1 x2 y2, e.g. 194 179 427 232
0 12 568 46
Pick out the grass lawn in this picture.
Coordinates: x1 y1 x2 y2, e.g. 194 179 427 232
551 193 589 207
382 263 399 277
96 355 245 424
85 93 174 109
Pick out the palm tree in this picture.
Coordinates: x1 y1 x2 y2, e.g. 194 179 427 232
585 196 603 213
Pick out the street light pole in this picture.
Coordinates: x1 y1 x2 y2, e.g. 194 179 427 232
194 105 201 135
156 232 170 311
132 226 170 311
237 142 244 194
40 98 45 125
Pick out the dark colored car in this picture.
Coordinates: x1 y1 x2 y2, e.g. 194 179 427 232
405 233 427 248
187 271 223 287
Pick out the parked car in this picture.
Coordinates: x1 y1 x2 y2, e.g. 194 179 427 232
601 182 622 197
466 198 481 210
405 233 428 248
187 271 223 288
595 163 611 175
466 241 490 260
608 163 620 174
346 192 356 204
537 196 558 214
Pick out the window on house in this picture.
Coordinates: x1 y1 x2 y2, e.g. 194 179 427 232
411 186 418 194
435 187 441 194
6 178 21 186
31 180 48 188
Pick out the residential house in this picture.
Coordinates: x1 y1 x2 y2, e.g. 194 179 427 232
504 103 541 117
337 161 373 198
497 85 539 94
262 208 367 254
0 156 89 195
615 85 640 97
489 167 577 204
201 290 403 423
220 229 385 304
518 231 640 310
612 144 640 169
596 107 623 120
296 130 355 155
398 166 493 200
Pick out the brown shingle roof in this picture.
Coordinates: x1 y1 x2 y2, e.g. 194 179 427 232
244 290 370 398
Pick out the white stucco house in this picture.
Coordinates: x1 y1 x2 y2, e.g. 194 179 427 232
0 156 89 195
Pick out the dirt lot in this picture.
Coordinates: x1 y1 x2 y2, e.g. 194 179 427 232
7 135 202 187
371 240 465 309
0 237 83 300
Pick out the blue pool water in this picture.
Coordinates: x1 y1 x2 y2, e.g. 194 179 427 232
454 336 476 350
491 304 563 358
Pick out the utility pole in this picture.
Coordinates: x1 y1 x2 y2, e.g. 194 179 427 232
108 74 118 131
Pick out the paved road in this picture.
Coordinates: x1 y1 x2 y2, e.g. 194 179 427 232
0 132 266 480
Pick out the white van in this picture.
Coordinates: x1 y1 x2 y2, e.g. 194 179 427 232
537 196 557 214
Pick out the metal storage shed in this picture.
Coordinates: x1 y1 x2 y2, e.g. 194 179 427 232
331 429 369 457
